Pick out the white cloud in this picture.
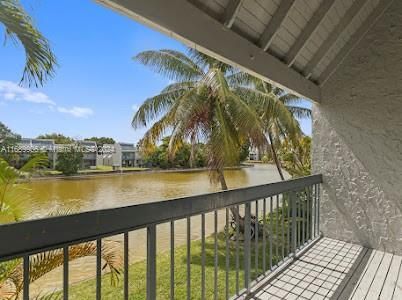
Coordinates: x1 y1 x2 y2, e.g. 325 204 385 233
0 80 55 105
0 80 95 119
57 106 94 118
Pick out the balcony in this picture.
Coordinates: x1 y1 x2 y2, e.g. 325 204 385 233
1 175 399 299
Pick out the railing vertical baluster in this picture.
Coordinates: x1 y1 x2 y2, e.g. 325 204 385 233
314 184 318 237
225 208 229 300
147 225 157 300
255 200 259 276
302 190 306 246
123 232 129 300
317 183 320 234
276 195 279 261
201 214 206 300
244 202 251 292
281 195 284 260
63 246 69 300
214 210 218 300
96 238 102 300
23 255 29 300
269 197 273 270
262 198 266 273
307 187 310 241
287 193 291 257
170 221 175 300
124 232 129 300
291 192 297 255
297 194 300 248
187 217 191 300
235 206 240 295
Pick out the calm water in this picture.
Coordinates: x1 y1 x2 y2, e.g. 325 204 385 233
25 164 283 219
26 164 286 295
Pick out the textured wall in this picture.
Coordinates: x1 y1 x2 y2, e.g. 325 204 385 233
313 1 402 254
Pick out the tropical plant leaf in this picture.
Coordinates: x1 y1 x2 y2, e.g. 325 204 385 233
134 49 203 82
8 240 123 297
0 0 57 86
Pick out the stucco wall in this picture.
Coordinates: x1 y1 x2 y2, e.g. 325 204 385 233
313 1 402 254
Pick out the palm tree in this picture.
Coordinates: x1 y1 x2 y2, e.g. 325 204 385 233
132 49 265 217
0 0 57 86
281 136 312 178
234 77 310 180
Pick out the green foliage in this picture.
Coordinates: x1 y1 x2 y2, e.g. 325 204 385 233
36 133 73 144
132 48 265 185
0 239 122 299
84 137 115 147
261 155 270 163
0 154 48 224
280 136 312 178
239 141 250 163
0 0 57 87
144 137 206 169
0 122 21 163
55 145 83 175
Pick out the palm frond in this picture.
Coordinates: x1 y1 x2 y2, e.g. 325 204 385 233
133 50 203 82
225 71 256 87
0 0 57 87
187 48 236 74
9 240 123 296
33 291 62 300
286 105 312 119
279 93 303 104
139 113 174 151
237 86 301 142
19 153 48 173
132 82 193 128
0 280 15 299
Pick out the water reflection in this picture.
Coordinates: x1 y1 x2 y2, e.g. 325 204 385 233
25 164 283 219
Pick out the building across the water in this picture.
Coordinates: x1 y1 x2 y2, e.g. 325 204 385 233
77 140 97 169
15 138 143 170
17 138 57 168
98 142 143 169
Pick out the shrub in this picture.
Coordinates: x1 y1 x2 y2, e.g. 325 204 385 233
56 145 83 175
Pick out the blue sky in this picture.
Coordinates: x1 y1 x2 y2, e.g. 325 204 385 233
0 0 311 143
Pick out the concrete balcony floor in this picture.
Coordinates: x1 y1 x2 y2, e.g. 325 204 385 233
246 238 402 300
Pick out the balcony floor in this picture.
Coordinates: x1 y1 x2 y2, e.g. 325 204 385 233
248 238 402 300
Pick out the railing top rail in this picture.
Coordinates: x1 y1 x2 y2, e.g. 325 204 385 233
0 174 322 261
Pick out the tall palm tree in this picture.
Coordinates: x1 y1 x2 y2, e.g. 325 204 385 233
234 77 310 180
0 0 57 86
132 49 265 207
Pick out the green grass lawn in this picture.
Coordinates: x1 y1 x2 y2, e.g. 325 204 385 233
60 231 289 300
43 170 63 175
122 167 149 171
79 166 148 173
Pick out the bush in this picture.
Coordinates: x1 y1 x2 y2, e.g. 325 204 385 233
261 155 270 163
56 145 83 175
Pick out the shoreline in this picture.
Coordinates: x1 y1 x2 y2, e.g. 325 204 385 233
30 164 256 181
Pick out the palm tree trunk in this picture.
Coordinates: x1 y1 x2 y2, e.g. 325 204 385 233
189 133 195 169
217 168 228 190
268 131 285 181
217 168 246 225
